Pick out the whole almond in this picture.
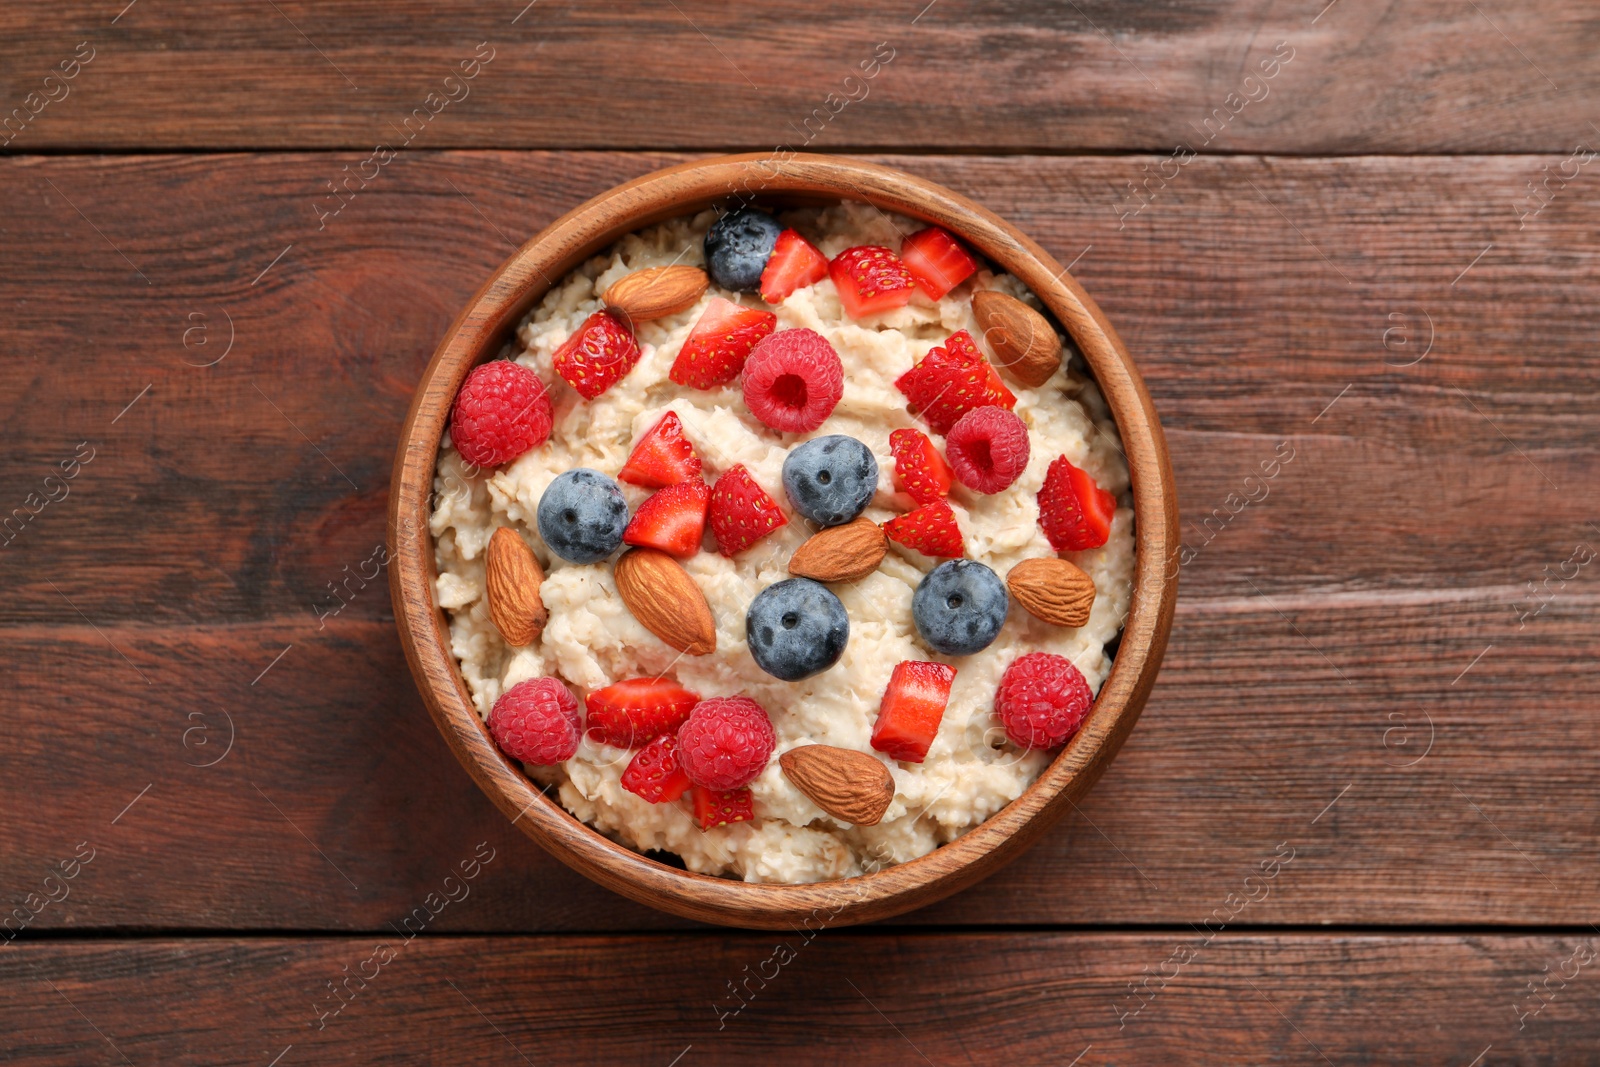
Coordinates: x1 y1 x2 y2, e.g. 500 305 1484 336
486 526 548 646
602 266 708 326
614 548 717 655
972 290 1063 388
779 745 894 826
788 517 888 583
1007 556 1096 628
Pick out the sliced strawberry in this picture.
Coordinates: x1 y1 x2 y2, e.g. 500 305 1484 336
619 411 702 488
900 226 978 300
1037 456 1118 552
623 479 710 557
552 310 642 400
871 660 957 763
708 464 787 556
888 428 954 506
894 330 1015 434
585 677 701 749
882 499 963 558
621 734 692 803
669 297 777 390
690 784 755 829
760 229 829 304
829 245 916 319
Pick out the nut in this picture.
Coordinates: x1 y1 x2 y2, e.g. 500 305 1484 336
486 526 548 646
788 517 888 583
778 745 894 826
614 547 717 655
602 266 708 326
972 290 1063 388
1007 556 1096 628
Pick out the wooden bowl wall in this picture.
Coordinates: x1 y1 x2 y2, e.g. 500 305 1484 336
389 153 1179 929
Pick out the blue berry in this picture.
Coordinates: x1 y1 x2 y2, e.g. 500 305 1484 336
704 207 782 292
536 468 628 564
782 435 878 527
912 560 1008 655
746 577 849 681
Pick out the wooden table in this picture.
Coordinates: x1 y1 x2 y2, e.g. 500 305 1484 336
3 2 1597 1062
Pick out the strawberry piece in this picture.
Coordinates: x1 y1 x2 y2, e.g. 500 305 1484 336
585 677 701 749
889 428 954 506
760 229 829 304
871 660 957 763
623 479 710 557
552 310 642 400
619 411 702 488
829 245 916 319
690 784 755 829
900 226 978 300
709 464 788 556
669 297 777 390
621 734 692 803
882 499 963 558
894 330 1015 434
1037 456 1117 552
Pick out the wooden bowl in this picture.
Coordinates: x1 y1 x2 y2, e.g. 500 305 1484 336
389 153 1178 929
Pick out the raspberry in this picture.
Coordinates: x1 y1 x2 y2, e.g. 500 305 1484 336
742 328 844 433
449 360 553 468
488 677 582 765
945 406 1030 493
675 696 775 790
995 652 1093 750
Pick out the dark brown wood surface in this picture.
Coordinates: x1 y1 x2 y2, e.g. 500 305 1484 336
3 0 1599 1059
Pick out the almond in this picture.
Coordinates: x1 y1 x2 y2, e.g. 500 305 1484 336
486 526 548 646
602 266 708 326
779 745 894 826
972 290 1062 388
1007 556 1096 628
788 517 887 583
614 547 717 655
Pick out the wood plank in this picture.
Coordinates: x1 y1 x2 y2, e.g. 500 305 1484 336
0 1 1596 152
5 934 1598 1064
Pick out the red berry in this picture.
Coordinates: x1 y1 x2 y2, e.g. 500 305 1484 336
676 696 775 790
742 328 844 434
623 479 710 557
488 677 581 765
829 245 916 319
882 499 963 558
585 677 701 749
760 229 829 304
552 310 642 400
708 465 787 556
670 297 777 390
619 411 702 488
900 226 978 300
621 734 693 803
690 784 755 829
1037 456 1118 551
449 360 553 468
945 406 1030 494
889 428 954 505
871 660 957 764
894 330 1015 434
996 652 1093 749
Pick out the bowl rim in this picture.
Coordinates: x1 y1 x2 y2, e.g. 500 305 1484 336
388 152 1178 929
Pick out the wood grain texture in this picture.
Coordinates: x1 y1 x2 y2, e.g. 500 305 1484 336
1 1 1596 152
6 934 1600 1064
0 151 1596 930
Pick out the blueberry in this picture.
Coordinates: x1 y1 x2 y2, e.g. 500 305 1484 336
536 468 628 564
704 207 782 292
782 435 878 527
746 577 849 681
912 560 1008 656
